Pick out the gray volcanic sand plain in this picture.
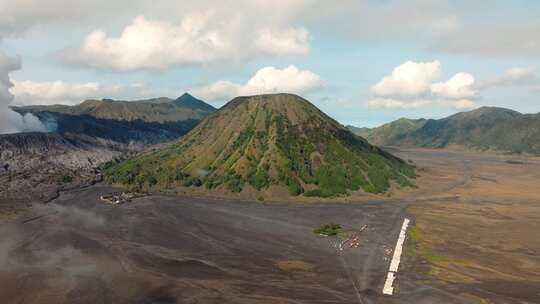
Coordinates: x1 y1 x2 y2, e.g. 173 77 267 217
3 148 539 303
0 184 468 304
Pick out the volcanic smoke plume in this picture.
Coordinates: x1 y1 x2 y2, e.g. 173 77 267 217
0 49 47 134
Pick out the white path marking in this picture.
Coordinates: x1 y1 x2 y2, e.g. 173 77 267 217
382 218 410 295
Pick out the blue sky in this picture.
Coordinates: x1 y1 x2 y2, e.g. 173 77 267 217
1 0 540 128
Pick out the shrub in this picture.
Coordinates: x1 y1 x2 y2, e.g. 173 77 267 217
226 176 244 192
285 176 303 196
312 165 347 197
183 177 202 187
313 223 342 236
304 188 333 198
249 166 271 190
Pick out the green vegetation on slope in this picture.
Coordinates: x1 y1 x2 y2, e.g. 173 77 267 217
104 94 415 196
348 118 426 146
352 107 540 155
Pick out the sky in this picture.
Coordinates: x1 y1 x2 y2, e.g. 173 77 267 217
1 0 540 129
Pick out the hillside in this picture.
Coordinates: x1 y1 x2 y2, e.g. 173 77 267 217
349 118 427 146
351 107 540 154
346 125 372 138
105 94 415 197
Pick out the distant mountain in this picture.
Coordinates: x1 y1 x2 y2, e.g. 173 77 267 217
12 93 216 146
14 93 215 123
348 118 427 146
350 107 540 154
346 125 372 138
105 94 415 197
175 93 217 112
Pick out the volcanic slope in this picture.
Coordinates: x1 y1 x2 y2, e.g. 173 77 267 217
105 94 415 197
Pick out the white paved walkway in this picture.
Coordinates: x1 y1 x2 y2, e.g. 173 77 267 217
382 218 410 295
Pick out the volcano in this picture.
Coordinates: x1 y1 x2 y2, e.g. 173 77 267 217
105 94 415 197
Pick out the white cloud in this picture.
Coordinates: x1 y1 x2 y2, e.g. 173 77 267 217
242 66 322 95
62 15 235 71
3 1 539 61
10 79 162 106
368 60 478 109
61 14 310 72
192 65 323 101
431 72 477 99
255 27 310 56
10 80 127 106
190 80 241 102
372 61 441 97
478 67 536 89
0 50 47 134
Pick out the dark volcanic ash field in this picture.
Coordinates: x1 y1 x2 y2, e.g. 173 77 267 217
0 184 469 304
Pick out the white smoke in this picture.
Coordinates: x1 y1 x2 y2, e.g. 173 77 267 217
0 49 48 134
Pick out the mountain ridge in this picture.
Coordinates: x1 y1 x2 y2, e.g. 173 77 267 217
10 93 216 146
13 93 215 123
349 106 540 154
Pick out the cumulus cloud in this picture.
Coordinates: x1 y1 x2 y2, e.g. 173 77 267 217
61 14 310 72
191 81 241 102
368 63 540 109
372 60 441 97
254 27 310 56
0 50 48 134
3 1 539 61
11 80 126 106
62 15 234 71
368 60 477 109
431 72 477 99
192 65 323 101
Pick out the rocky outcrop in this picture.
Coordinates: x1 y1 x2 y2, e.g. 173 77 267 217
1 94 216 214
0 132 114 217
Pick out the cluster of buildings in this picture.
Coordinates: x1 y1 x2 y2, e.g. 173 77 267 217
100 192 144 205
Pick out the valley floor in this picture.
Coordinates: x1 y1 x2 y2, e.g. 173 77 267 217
0 148 538 303
393 148 540 303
